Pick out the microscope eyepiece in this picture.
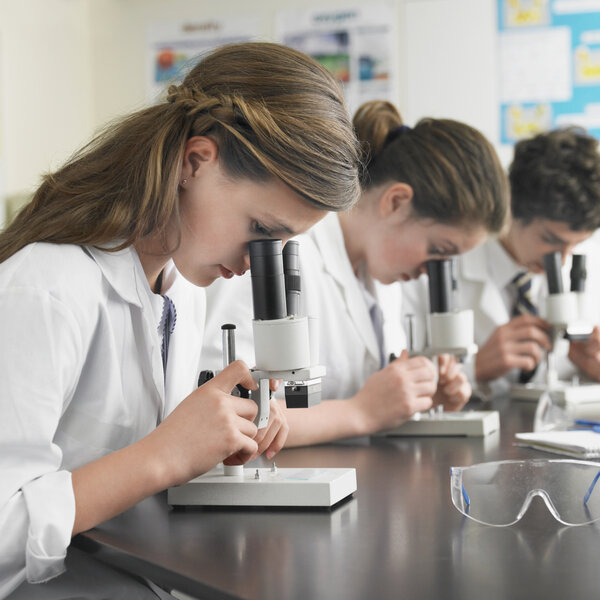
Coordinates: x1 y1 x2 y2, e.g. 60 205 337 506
283 240 301 317
570 254 587 292
543 251 563 295
249 239 287 321
426 259 454 313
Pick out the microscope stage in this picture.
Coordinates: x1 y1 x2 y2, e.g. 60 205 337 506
375 410 500 438
167 465 357 508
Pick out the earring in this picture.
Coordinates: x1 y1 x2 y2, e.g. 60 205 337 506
180 178 187 186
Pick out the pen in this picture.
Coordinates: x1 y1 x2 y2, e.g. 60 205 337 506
575 419 600 427
571 419 600 433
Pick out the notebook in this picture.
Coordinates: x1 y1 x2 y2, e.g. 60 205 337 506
515 431 600 459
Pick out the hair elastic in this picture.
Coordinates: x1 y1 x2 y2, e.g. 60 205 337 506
385 124 411 146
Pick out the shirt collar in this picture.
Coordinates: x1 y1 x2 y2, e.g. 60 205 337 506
84 244 150 308
487 239 525 290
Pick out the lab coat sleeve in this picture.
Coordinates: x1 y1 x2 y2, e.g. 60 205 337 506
0 288 82 595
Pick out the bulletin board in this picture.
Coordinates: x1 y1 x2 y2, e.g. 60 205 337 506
498 0 600 143
146 17 261 102
276 4 399 115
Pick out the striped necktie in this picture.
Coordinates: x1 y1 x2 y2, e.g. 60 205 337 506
158 295 177 378
511 271 538 383
512 271 537 317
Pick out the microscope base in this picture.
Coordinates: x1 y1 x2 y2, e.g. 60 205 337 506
375 410 500 437
511 381 600 403
167 466 357 508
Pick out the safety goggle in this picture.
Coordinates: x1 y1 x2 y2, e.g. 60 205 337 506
450 459 600 527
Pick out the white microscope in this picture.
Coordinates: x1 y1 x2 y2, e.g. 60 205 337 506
514 251 600 425
379 258 500 437
168 239 357 508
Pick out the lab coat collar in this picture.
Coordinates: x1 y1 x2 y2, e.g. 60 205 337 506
85 244 166 413
310 214 381 363
84 244 148 308
460 240 511 326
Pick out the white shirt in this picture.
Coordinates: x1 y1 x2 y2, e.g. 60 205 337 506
0 243 205 597
202 213 405 402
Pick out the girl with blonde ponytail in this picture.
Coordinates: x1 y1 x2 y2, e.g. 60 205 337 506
0 42 360 598
202 99 509 447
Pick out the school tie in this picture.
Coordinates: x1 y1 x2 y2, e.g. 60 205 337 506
158 294 177 378
511 271 538 383
511 271 537 317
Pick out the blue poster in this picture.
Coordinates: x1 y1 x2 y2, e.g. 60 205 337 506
498 0 600 143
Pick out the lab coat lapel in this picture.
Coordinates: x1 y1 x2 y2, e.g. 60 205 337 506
311 215 381 364
460 244 509 334
84 246 166 414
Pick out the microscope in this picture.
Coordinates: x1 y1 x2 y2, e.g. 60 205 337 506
248 239 325 427
378 258 500 438
168 239 357 508
513 251 600 423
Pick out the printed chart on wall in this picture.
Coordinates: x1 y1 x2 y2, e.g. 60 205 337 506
276 5 399 115
498 0 600 144
147 17 261 102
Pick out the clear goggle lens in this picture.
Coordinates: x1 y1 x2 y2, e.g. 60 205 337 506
450 459 600 527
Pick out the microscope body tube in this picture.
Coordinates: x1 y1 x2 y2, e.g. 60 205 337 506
249 239 287 321
425 259 475 353
570 255 587 292
570 254 593 322
543 251 578 327
248 239 323 416
283 240 301 317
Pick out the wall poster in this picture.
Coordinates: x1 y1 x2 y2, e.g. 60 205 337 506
499 0 600 143
276 4 399 115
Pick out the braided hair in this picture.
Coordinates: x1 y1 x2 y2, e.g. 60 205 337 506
0 42 360 261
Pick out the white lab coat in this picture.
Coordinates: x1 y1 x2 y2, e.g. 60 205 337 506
400 238 600 398
202 213 406 402
0 242 205 598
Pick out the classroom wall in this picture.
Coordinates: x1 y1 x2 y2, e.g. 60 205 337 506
0 0 94 196
0 0 507 210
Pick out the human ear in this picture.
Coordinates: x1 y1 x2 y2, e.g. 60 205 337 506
182 136 219 179
379 182 414 221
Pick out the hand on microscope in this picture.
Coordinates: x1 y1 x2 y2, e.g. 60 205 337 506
349 350 437 432
244 384 290 462
568 325 600 381
146 360 260 487
475 314 552 382
432 354 472 410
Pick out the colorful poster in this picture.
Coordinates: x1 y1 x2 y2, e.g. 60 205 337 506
276 5 399 115
498 0 600 143
147 17 261 102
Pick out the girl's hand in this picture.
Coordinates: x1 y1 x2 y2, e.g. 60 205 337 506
349 350 437 434
569 325 600 381
229 397 289 464
149 360 259 487
433 354 472 410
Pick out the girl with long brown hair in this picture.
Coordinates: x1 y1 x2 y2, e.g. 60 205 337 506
202 99 509 446
0 42 360 598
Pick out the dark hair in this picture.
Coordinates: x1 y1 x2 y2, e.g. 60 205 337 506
0 42 361 262
354 100 508 234
509 127 600 230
